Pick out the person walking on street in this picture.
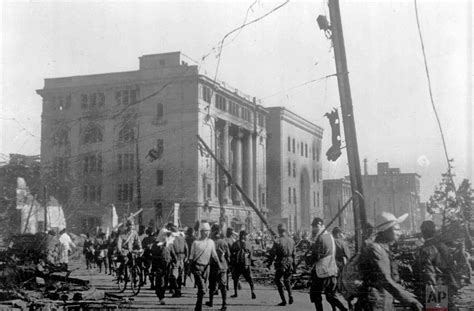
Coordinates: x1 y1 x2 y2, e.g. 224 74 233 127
59 228 76 271
117 220 143 281
170 225 188 297
151 228 176 305
205 224 230 311
189 222 221 311
307 217 347 311
413 220 458 310
230 230 256 299
332 227 351 276
184 227 196 287
267 223 296 306
142 227 156 289
356 212 422 311
224 228 237 291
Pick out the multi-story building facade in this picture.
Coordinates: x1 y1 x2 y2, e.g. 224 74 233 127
361 162 421 232
323 178 355 233
266 107 323 233
37 52 267 233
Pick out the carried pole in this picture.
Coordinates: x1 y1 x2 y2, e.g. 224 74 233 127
197 135 277 238
326 0 367 252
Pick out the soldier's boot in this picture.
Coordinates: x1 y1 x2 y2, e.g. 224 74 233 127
250 284 256 299
284 280 293 304
277 287 287 306
195 294 203 311
231 279 238 298
205 290 214 307
220 287 227 311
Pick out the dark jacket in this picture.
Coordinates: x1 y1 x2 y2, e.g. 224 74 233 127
151 242 176 269
268 234 296 270
230 240 253 268
211 237 230 272
359 239 418 311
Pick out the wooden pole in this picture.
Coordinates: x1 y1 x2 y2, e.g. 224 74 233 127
327 0 367 252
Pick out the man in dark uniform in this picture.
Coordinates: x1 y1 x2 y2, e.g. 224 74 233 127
224 228 236 291
206 224 230 311
170 225 188 297
151 228 176 305
230 230 256 299
413 220 458 310
267 223 296 306
141 227 155 289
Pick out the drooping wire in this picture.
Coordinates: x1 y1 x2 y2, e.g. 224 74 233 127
413 0 454 185
213 0 290 83
260 73 337 99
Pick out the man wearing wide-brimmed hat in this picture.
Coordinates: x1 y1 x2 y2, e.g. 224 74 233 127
356 212 423 311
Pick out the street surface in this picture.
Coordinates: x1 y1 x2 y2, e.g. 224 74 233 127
69 256 474 310
69 257 330 310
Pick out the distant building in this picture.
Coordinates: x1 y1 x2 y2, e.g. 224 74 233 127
266 107 323 233
323 178 354 234
361 162 421 232
37 52 268 233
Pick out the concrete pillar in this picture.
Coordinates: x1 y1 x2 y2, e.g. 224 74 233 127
221 121 230 204
243 132 253 202
232 130 243 204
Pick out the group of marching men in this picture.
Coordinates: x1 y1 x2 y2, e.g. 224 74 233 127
82 211 472 311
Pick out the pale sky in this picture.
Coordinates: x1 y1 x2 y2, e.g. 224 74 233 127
1 0 472 201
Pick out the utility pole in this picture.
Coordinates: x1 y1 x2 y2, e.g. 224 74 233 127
135 121 142 225
323 0 367 252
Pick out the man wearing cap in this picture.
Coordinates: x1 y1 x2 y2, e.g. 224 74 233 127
413 220 457 310
308 217 347 311
206 224 230 311
267 223 296 306
117 220 142 281
230 230 257 299
189 221 221 311
356 212 422 311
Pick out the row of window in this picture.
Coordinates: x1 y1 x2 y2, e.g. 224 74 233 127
81 92 105 110
286 161 320 183
202 85 265 126
115 89 139 106
287 136 319 161
47 87 139 112
288 187 320 207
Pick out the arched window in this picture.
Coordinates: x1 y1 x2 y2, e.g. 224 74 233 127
118 125 135 142
82 124 103 144
157 103 164 119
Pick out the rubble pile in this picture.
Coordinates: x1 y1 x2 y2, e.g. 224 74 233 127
0 233 95 310
251 242 312 290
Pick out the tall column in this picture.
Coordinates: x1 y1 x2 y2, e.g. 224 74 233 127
221 121 230 204
232 130 243 204
243 132 253 201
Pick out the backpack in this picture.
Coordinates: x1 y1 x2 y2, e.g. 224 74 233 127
340 253 364 300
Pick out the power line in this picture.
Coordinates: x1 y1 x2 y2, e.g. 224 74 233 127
413 0 453 181
213 0 290 82
260 73 337 99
